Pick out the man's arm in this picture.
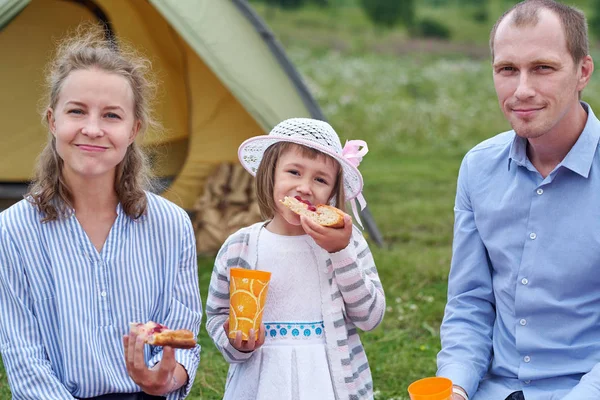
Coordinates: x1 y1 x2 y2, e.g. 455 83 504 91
436 156 496 398
561 363 600 400
0 226 75 399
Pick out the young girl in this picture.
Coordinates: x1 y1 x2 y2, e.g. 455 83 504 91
0 25 202 399
206 118 385 399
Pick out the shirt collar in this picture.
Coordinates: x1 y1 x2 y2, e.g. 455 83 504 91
561 102 600 178
508 102 600 178
508 134 528 169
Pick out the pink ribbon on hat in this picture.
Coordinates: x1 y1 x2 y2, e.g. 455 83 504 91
342 140 368 168
350 193 368 229
342 140 369 228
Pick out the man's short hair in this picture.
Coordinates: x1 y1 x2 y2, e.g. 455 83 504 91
489 0 588 64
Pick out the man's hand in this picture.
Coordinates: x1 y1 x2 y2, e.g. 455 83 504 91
123 332 184 395
224 319 266 353
300 214 352 253
452 385 468 400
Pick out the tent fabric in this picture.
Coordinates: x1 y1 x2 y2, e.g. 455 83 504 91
0 0 96 183
0 0 28 30
149 0 313 132
0 0 317 209
231 0 325 121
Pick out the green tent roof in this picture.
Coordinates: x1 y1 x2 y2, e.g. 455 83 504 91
0 0 28 30
149 0 324 130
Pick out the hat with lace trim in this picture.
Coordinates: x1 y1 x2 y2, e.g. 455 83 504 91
238 118 368 226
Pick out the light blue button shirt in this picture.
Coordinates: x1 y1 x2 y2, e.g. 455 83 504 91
0 192 202 399
437 103 600 400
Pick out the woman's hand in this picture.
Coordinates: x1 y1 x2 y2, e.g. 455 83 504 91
224 319 266 353
123 332 184 395
300 214 352 253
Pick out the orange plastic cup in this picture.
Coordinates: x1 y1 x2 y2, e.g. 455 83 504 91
229 268 271 340
407 377 453 400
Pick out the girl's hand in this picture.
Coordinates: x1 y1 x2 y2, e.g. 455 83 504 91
300 214 352 253
224 319 266 353
123 332 181 395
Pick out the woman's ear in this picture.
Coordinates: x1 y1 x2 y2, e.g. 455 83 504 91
47 108 56 136
129 120 141 144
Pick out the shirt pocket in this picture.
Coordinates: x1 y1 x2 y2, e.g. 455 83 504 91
32 295 58 329
26 263 56 304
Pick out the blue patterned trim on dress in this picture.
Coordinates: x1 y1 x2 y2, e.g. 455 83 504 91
264 321 325 339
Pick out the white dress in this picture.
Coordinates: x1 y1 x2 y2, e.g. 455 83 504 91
224 228 336 400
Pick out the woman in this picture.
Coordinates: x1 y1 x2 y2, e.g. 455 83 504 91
0 24 202 400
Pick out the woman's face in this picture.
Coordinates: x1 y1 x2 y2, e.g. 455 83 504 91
48 68 139 185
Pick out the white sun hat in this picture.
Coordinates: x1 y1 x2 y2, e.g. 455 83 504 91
238 118 368 225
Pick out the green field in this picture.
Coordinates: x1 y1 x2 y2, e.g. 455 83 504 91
3 1 600 399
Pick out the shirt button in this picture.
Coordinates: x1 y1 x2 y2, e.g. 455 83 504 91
521 278 529 285
536 188 544 195
520 319 527 326
524 355 531 363
529 232 537 240
101 291 107 297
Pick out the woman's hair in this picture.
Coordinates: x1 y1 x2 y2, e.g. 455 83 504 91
255 142 346 220
28 22 158 221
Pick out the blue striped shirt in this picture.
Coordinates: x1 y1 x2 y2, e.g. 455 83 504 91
0 192 202 399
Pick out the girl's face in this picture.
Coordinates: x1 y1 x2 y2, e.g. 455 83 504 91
269 146 339 235
48 68 140 186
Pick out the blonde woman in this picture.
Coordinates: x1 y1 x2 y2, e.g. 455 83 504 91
0 25 201 400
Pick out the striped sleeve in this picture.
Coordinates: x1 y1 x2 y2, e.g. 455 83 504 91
147 214 202 400
205 235 253 364
0 225 75 399
329 227 385 331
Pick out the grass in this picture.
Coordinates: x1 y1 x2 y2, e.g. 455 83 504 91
5 1 600 399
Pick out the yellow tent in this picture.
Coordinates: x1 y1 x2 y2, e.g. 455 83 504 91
0 0 323 209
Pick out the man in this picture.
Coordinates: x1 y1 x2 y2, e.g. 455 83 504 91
436 1 600 399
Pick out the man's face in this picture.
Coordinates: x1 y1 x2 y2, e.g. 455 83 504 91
492 10 591 139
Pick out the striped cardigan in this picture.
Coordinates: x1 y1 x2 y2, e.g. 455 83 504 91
205 222 385 400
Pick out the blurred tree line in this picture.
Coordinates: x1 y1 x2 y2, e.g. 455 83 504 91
248 0 496 40
250 0 600 43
